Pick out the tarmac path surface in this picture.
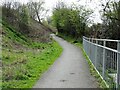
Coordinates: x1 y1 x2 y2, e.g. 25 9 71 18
33 34 99 88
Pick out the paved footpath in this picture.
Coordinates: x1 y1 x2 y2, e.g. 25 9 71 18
33 34 99 88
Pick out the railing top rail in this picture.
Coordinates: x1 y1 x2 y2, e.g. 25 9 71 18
83 38 120 54
83 36 120 42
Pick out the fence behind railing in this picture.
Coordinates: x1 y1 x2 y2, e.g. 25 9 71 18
83 36 120 88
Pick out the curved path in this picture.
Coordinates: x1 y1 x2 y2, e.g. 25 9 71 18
33 34 99 88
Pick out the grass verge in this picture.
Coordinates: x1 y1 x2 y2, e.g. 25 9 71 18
2 39 63 88
57 33 108 88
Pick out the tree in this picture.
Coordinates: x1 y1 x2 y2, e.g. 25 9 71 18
100 0 120 39
52 1 92 38
12 2 21 10
27 0 47 24
20 5 29 24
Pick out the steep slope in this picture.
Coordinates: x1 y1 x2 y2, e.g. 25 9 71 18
1 7 62 88
2 7 51 43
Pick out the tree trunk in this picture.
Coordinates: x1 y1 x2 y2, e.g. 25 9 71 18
36 11 42 24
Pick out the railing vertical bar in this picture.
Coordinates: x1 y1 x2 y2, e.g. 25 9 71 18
114 52 115 70
83 36 120 89
112 51 114 70
95 40 98 68
112 51 113 71
102 41 106 79
117 42 120 88
111 51 113 70
113 51 114 70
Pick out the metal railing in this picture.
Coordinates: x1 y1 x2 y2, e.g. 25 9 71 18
83 36 120 88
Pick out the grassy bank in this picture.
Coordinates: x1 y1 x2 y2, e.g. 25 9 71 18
57 33 107 88
2 40 63 88
2 22 63 88
1 6 63 89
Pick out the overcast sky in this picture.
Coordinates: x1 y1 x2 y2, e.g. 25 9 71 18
1 0 104 24
46 0 103 24
44 0 103 24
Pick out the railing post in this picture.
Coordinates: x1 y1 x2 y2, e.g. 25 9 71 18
83 36 84 50
88 38 90 57
117 41 120 88
95 40 98 68
102 40 106 79
92 38 93 43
